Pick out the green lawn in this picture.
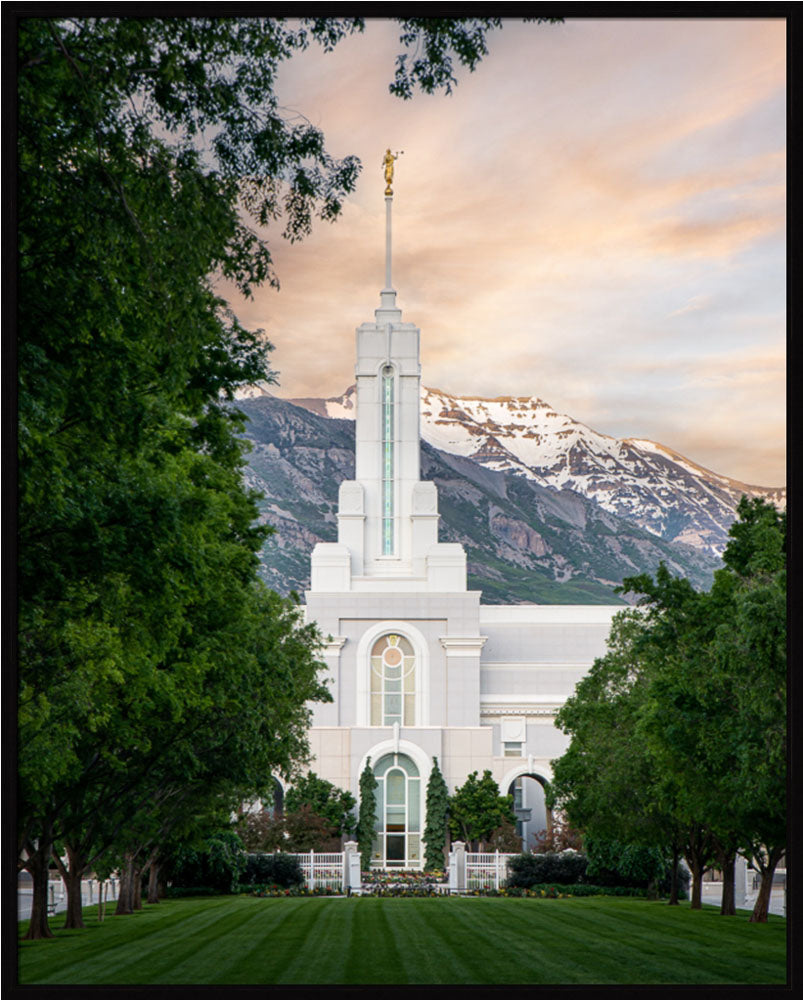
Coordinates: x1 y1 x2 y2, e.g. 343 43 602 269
18 895 786 986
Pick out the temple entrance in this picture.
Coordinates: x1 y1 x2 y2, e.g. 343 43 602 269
372 753 422 868
268 777 284 817
508 774 550 851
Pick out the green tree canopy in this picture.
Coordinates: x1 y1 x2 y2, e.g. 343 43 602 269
285 773 356 838
448 771 515 851
550 497 785 921
16 14 562 937
422 757 449 871
356 760 378 872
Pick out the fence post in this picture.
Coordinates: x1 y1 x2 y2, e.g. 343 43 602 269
495 849 500 890
309 849 315 891
734 855 747 909
452 841 466 892
344 841 360 894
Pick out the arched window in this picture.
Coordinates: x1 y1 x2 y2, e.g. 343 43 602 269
370 633 415 726
372 753 421 867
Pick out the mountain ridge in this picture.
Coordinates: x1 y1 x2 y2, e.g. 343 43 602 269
236 394 724 605
279 384 784 558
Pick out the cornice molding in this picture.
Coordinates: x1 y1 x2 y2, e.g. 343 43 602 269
439 636 488 657
322 636 348 653
480 706 559 717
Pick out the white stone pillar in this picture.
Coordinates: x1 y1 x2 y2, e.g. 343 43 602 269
310 636 347 726
452 840 466 892
734 855 747 909
343 841 361 894
439 636 487 727
384 196 393 291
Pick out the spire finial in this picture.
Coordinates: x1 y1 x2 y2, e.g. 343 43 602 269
381 150 404 304
383 148 403 197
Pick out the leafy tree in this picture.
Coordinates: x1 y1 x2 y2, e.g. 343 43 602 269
283 806 342 854
550 610 690 904
552 497 785 921
448 771 516 851
388 18 561 99
620 567 738 912
16 14 561 937
422 757 449 871
285 773 356 839
714 498 786 922
530 816 583 854
237 810 288 853
356 759 378 872
486 821 523 854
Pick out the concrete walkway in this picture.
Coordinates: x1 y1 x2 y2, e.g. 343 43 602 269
700 880 786 917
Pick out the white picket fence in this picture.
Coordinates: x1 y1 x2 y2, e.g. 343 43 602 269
288 851 344 891
465 851 515 891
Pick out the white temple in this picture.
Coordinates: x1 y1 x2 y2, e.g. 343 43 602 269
297 152 620 867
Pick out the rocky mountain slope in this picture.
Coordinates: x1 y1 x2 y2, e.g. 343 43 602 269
237 394 722 605
294 385 785 558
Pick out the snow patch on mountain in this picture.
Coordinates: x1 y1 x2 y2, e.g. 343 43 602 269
283 383 784 558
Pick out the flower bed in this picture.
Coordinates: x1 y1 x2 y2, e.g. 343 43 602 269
359 870 448 896
251 884 341 897
246 874 651 900
463 884 650 898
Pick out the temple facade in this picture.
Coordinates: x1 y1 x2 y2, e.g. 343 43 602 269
295 159 620 867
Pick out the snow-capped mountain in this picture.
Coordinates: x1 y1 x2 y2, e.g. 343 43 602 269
234 394 722 605
282 384 784 558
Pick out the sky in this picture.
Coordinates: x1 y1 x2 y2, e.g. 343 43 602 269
220 17 786 488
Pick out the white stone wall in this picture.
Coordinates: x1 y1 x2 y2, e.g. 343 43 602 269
298 271 622 860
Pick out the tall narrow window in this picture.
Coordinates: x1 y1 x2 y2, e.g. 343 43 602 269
370 633 416 726
381 364 394 554
372 753 421 868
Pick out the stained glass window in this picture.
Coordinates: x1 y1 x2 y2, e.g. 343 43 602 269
370 634 416 726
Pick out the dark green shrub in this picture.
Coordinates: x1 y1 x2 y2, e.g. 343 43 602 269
241 853 304 888
164 886 221 898
168 831 245 894
506 851 588 888
584 837 670 891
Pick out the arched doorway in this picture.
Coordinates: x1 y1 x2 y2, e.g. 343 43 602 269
372 752 422 868
269 777 284 818
508 774 551 851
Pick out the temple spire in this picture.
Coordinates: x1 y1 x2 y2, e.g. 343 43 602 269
381 149 403 307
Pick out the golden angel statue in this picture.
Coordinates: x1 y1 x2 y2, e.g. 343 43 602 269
383 148 402 195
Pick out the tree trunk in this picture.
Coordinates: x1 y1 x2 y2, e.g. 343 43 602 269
147 862 161 904
719 853 736 915
750 845 784 923
750 868 775 923
684 826 712 911
133 864 143 910
668 842 680 906
98 880 105 922
115 854 135 915
53 843 89 930
22 839 54 940
63 867 85 929
688 858 704 910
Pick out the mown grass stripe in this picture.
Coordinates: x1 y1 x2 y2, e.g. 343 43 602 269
18 896 787 986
